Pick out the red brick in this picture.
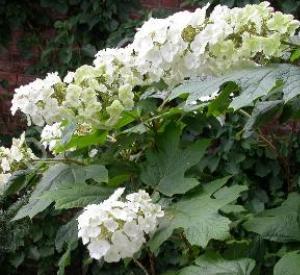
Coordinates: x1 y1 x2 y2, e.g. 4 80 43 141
31 47 41 58
130 12 142 20
161 0 179 8
141 0 159 7
8 30 23 56
0 71 17 87
0 48 10 61
0 85 12 96
14 60 35 73
0 59 15 72
0 84 15 95
0 59 36 75
180 2 198 11
0 90 13 97
17 74 37 86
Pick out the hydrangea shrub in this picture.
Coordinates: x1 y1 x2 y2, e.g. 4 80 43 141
1 2 300 274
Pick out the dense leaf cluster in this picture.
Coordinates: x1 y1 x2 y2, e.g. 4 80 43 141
2 59 300 273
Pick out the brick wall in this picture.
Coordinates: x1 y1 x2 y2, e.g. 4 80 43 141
0 0 183 136
0 29 36 135
142 0 181 9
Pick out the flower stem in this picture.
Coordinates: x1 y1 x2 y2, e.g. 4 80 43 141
148 251 156 275
133 258 149 275
32 157 85 166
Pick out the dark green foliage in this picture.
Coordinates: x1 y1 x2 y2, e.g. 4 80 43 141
0 199 61 274
0 0 141 75
243 193 300 243
179 252 256 275
2 1 300 274
149 176 245 252
12 62 300 274
4 64 300 273
274 251 300 275
141 123 211 196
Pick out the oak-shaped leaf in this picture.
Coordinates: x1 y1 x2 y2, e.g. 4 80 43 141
13 163 108 220
274 250 300 275
178 252 255 275
243 193 300 243
140 123 210 196
149 177 246 252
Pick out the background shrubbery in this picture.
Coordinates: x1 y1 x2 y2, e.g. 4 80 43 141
1 1 300 275
0 0 141 75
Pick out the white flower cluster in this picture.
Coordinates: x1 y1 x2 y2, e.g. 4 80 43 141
11 63 138 131
78 188 164 262
41 122 63 151
10 2 299 152
11 72 62 126
95 2 299 87
0 133 37 189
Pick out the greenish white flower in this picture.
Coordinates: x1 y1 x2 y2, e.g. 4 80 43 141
63 71 75 84
118 84 134 109
11 72 62 126
0 133 37 190
88 149 98 158
41 122 63 152
105 100 124 127
267 11 299 34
